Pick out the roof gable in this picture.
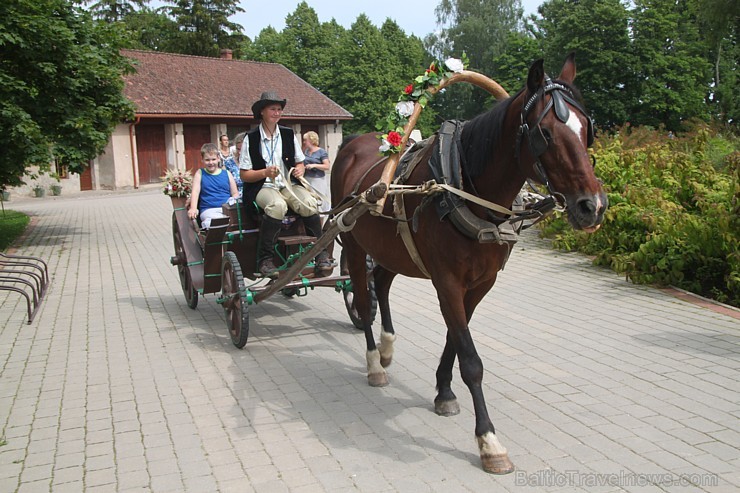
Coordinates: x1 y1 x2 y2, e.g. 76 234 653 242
121 49 352 121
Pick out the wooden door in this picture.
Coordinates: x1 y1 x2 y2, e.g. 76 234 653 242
79 161 93 191
135 124 167 184
184 124 212 173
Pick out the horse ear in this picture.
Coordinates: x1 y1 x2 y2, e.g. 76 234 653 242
527 59 545 93
558 52 577 83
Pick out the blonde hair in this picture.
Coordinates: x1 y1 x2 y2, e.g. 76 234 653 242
304 131 319 146
201 142 219 157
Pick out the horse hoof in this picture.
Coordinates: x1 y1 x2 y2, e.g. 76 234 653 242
368 372 388 387
481 453 515 475
434 399 460 416
380 355 393 368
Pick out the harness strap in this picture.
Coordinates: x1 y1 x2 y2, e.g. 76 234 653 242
393 194 431 278
437 183 516 216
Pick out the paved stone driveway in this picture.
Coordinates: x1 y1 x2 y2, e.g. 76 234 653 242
0 189 738 492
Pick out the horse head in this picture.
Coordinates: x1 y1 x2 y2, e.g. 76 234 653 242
518 53 607 232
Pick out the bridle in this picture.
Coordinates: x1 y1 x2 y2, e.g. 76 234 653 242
515 76 594 205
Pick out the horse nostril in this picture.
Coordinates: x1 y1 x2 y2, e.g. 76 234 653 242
577 198 596 216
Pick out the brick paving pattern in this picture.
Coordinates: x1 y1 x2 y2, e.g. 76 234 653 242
0 189 738 492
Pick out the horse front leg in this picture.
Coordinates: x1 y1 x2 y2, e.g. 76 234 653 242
438 287 514 475
434 281 493 417
434 333 460 416
374 265 397 368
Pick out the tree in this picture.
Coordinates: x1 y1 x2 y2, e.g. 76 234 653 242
85 0 146 22
426 0 523 119
489 31 543 94
279 2 326 82
165 0 245 57
534 0 634 128
0 0 135 189
630 0 712 130
377 20 437 136
122 6 180 51
242 26 292 66
692 0 739 124
327 15 400 134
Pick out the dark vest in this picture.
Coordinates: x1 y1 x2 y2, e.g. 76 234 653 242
243 125 297 207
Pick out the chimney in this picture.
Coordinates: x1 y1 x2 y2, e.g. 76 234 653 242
220 49 233 60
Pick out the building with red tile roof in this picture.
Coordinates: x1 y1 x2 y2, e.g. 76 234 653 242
85 49 352 191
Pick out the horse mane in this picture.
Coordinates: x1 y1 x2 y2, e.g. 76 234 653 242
339 134 360 152
459 89 521 178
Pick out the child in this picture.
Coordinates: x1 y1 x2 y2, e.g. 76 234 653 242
188 143 239 229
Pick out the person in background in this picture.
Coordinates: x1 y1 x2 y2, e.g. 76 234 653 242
218 134 232 162
301 131 331 217
188 143 239 229
239 91 332 278
221 132 245 196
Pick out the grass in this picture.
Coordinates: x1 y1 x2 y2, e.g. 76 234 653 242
0 209 30 251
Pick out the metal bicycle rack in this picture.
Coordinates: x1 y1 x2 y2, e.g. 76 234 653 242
0 253 49 324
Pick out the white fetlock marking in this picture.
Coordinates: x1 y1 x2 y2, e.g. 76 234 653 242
378 331 396 360
477 432 507 456
366 349 383 374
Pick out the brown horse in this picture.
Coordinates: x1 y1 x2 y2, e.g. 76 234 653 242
330 54 607 474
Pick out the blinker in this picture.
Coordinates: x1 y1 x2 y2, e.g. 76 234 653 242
552 90 570 123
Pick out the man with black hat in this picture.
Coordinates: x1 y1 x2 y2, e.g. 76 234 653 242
239 91 333 278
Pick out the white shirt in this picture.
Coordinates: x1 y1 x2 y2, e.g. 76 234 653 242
239 124 305 190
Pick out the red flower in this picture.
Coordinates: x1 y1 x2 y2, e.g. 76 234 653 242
404 83 414 95
387 131 402 147
428 62 437 73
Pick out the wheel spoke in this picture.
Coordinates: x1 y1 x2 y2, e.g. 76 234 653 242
221 251 249 348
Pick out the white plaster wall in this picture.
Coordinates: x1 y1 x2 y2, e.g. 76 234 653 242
322 123 344 163
214 124 227 145
98 124 136 190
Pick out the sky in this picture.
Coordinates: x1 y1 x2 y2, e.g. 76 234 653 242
225 0 544 39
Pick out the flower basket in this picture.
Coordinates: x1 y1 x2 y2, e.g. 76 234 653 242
32 186 45 198
162 169 193 208
1 190 9 201
50 184 62 196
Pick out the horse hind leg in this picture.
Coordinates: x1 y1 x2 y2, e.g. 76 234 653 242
374 265 397 368
342 236 388 387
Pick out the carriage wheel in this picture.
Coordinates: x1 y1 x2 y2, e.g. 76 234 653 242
341 252 377 330
172 214 198 309
221 251 250 348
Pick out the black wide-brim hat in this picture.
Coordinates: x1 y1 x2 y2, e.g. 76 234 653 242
251 91 287 120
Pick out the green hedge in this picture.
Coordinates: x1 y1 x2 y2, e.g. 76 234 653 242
0 209 30 252
539 124 739 308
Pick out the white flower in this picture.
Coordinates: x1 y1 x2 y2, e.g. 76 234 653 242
395 101 415 117
444 57 464 73
379 140 391 153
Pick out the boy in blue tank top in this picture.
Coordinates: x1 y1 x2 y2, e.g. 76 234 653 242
188 143 239 229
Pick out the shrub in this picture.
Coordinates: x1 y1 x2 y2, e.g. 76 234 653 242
539 125 739 307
